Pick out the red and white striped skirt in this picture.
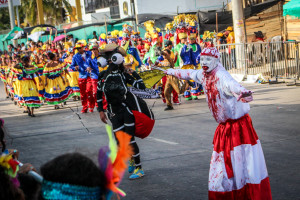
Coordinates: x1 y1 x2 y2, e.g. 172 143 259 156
208 114 272 200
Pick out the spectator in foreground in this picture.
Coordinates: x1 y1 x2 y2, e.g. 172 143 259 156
39 153 106 200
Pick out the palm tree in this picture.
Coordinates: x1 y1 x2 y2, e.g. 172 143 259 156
19 0 38 26
20 0 72 26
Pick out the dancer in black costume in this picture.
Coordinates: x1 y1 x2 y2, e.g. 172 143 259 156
97 43 147 179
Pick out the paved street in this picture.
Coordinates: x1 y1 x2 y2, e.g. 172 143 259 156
0 81 299 200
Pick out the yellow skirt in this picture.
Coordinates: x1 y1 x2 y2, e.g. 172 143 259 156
66 71 80 95
44 76 73 105
181 64 195 69
19 79 41 107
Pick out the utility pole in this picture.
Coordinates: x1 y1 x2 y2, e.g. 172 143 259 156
8 0 15 29
36 0 45 24
231 0 245 43
8 0 17 47
16 6 20 27
231 0 246 71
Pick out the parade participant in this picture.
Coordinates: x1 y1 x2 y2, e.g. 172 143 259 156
6 57 18 103
107 30 119 45
64 48 80 98
121 24 142 69
99 33 107 49
136 38 146 60
32 53 46 101
70 43 93 113
10 55 23 107
173 14 197 101
43 52 73 109
187 15 203 100
165 47 272 200
161 41 183 110
173 14 188 68
13 56 42 117
84 44 100 112
97 43 147 179
0 56 9 98
165 23 174 41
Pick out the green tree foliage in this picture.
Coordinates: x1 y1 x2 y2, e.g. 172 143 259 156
0 8 10 30
20 0 72 26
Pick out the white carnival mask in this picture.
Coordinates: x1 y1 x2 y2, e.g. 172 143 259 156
200 55 218 73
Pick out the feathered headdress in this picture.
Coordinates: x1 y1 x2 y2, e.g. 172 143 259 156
186 14 198 40
0 151 20 187
165 22 174 41
173 14 188 44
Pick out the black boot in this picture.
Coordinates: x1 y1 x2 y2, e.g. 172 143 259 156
164 105 174 111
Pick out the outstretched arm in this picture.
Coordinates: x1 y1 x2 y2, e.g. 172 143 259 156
166 68 204 84
222 72 253 103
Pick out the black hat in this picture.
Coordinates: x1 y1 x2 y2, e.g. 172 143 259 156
254 31 264 38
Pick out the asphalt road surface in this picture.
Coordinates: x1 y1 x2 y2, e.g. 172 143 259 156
0 81 299 200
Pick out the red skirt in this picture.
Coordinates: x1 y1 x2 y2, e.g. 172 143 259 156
209 114 272 200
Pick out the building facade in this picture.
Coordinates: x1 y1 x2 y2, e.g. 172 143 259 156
67 0 229 22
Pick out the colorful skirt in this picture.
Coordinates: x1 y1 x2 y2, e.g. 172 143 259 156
208 114 272 200
34 76 45 100
0 73 6 82
19 79 42 108
66 71 80 96
44 76 74 105
13 79 22 101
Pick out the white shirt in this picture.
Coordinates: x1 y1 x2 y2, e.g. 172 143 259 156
167 64 250 123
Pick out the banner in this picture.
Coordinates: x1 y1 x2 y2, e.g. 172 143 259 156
0 0 21 8
138 68 167 88
128 87 160 99
1 26 22 41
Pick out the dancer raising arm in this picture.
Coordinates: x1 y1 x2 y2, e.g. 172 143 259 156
164 47 272 200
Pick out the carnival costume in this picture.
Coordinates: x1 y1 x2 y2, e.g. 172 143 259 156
97 44 154 179
187 15 203 99
64 50 80 97
85 51 100 111
121 24 142 70
166 47 272 200
43 62 73 105
13 63 42 108
33 62 46 100
70 44 93 112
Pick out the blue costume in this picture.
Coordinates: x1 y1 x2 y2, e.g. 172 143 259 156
70 51 96 112
128 47 142 68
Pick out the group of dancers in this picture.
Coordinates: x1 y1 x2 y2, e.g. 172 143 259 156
0 13 272 199
0 52 75 116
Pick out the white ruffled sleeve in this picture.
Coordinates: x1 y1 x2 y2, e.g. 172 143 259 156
220 69 250 98
166 68 204 84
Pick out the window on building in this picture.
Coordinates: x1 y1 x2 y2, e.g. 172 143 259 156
123 2 128 15
85 0 119 13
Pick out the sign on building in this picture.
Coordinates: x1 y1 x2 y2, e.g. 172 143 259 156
0 0 21 8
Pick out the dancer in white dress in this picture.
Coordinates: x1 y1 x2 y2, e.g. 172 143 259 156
165 47 272 200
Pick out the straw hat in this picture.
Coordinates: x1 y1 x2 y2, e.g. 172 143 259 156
99 43 126 56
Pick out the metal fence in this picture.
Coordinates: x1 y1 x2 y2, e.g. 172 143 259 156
215 41 300 81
